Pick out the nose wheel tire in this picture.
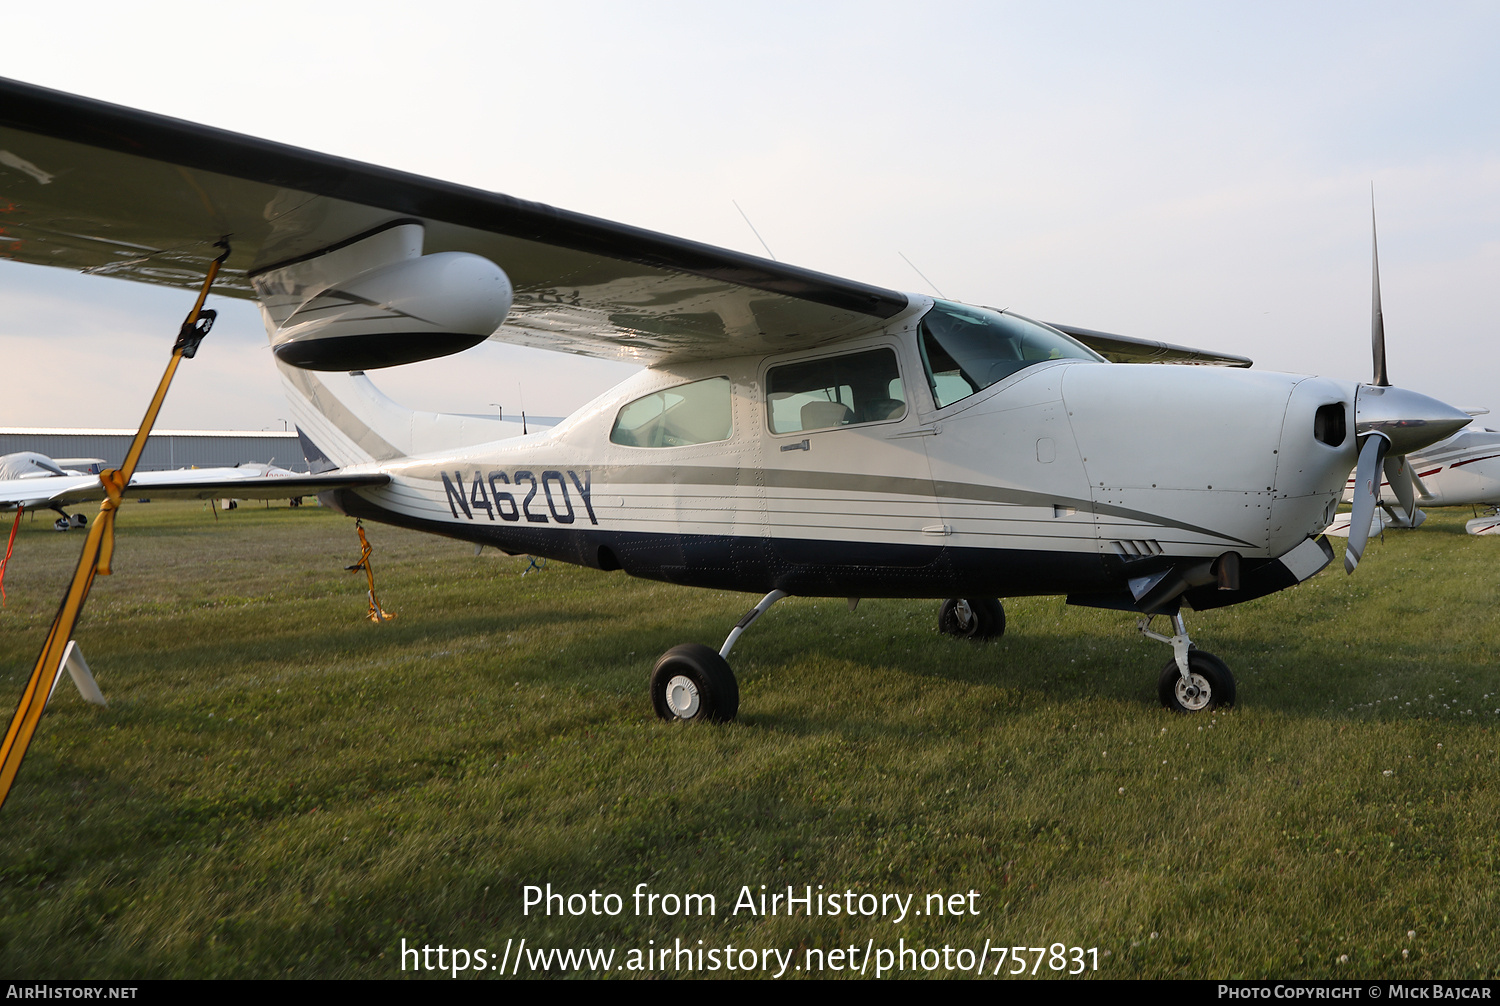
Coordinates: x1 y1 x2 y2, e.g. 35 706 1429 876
651 643 739 724
1157 651 1235 713
938 597 1005 640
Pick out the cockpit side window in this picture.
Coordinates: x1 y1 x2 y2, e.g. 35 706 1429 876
766 348 906 434
918 301 1103 409
610 376 732 448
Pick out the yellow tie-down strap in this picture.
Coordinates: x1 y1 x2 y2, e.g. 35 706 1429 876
0 244 227 813
347 520 396 623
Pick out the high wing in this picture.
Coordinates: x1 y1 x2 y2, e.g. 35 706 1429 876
1047 323 1253 368
0 77 904 366
0 470 389 511
0 77 1248 368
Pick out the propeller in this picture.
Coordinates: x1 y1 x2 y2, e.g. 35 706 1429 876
1371 198 1388 388
1382 452 1417 521
1344 192 1465 572
1344 432 1387 573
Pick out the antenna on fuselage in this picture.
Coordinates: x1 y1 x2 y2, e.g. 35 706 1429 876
732 200 778 261
898 251 946 299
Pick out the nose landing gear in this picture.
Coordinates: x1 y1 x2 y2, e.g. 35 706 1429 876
1139 613 1235 712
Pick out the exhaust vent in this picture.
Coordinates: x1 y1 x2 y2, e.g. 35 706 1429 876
1111 539 1163 558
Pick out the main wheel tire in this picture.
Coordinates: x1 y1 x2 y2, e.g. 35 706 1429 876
1157 651 1235 713
651 643 739 724
938 597 1005 639
70 513 88 527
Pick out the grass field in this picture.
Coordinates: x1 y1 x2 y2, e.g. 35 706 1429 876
0 499 1495 979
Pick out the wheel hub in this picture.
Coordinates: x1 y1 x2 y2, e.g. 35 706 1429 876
1174 672 1212 712
954 599 974 631
664 674 700 719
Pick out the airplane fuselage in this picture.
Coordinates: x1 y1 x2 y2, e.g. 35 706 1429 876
320 308 1359 612
1341 424 1500 509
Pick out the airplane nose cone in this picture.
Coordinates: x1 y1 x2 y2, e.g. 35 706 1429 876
1354 385 1471 455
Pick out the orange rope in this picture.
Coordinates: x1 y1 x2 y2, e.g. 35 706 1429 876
0 506 21 605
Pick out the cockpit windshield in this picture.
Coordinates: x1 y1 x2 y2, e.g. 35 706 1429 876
918 300 1103 409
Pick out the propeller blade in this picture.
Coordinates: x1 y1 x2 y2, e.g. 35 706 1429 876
1371 189 1389 387
1345 433 1389 574
1382 453 1417 525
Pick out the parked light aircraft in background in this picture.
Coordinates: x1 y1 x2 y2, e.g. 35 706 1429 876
0 450 378 526
0 450 382 606
0 78 1472 719
0 451 105 527
1324 415 1500 537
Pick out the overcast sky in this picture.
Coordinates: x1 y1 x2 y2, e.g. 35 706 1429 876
3 1 1496 432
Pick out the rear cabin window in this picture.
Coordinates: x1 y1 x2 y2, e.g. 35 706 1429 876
918 301 1102 409
766 348 906 434
609 377 732 448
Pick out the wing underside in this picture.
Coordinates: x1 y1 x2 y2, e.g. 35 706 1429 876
0 78 906 366
1048 323 1253 368
0 77 1252 369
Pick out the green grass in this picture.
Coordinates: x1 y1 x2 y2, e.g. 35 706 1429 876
0 500 1496 979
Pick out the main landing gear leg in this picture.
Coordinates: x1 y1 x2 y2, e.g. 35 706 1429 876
937 597 1005 639
1137 612 1236 713
650 590 787 725
48 506 87 531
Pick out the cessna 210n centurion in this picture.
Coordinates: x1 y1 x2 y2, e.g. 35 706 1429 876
0 78 1472 722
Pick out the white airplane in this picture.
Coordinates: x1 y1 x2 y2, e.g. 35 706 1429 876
0 451 106 528
0 448 387 608
1324 416 1500 537
0 452 377 526
0 77 1472 719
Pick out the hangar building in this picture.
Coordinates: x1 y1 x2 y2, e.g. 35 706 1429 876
0 428 309 473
